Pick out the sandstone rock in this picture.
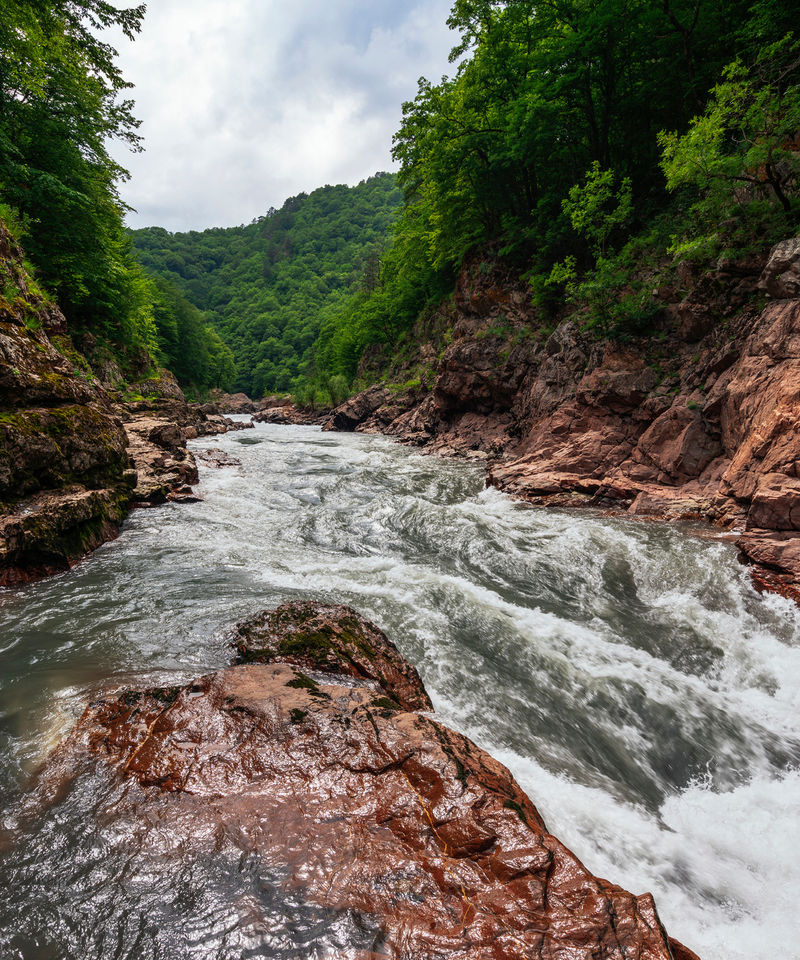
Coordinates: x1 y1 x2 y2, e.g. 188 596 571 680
758 236 800 299
0 222 135 583
195 448 242 469
629 406 722 484
50 603 693 960
253 403 325 425
322 385 391 431
124 414 200 504
200 391 257 414
232 601 433 712
326 253 800 598
0 487 129 586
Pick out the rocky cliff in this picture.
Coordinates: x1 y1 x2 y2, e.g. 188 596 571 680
44 601 698 960
324 239 800 601
0 226 134 584
0 223 247 584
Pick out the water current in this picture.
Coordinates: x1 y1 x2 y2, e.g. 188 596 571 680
1 421 799 959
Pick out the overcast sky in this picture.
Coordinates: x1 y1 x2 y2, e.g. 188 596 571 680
107 0 457 232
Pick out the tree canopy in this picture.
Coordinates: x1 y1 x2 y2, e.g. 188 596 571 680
0 1 234 392
310 0 799 385
131 174 403 396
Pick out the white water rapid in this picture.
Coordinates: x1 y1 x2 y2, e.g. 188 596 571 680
1 422 798 959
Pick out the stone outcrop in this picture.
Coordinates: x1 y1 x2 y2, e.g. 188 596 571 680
48 602 697 960
324 240 800 599
0 220 249 582
253 401 329 426
197 390 257 415
758 236 800 299
118 385 252 505
0 225 132 584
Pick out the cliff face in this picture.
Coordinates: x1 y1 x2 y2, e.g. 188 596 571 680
0 226 133 584
0 223 248 584
325 239 800 599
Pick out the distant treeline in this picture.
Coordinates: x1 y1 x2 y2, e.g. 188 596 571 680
131 174 402 397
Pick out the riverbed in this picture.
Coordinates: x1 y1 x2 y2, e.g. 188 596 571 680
1 421 798 958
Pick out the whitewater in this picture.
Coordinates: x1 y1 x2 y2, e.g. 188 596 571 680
1 421 798 959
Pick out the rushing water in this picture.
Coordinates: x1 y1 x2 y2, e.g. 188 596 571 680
1 421 799 959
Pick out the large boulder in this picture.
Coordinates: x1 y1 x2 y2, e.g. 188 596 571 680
322 385 391 431
758 237 800 299
49 602 697 960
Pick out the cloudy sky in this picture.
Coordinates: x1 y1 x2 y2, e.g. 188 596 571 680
108 0 457 231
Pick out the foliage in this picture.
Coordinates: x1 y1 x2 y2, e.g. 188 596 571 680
149 277 236 393
0 2 231 394
0 2 153 345
311 0 797 373
131 175 402 396
660 36 800 258
562 163 633 260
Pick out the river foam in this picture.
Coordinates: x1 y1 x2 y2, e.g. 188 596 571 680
1 421 798 958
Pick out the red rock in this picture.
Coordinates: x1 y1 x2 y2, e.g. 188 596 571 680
758 237 800 299
327 249 800 598
50 603 695 960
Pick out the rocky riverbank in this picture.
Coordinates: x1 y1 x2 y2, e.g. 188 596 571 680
322 239 800 602
0 223 250 585
44 601 699 960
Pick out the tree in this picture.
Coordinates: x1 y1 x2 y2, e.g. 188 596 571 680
562 162 633 259
660 38 800 217
0 1 151 348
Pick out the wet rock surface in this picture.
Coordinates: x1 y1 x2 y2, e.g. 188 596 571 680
0 225 132 584
50 602 694 960
325 248 800 598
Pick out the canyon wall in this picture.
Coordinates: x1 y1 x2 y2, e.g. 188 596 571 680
325 239 800 600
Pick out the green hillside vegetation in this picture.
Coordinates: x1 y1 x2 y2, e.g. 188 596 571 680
312 0 799 387
0 1 234 395
131 174 402 397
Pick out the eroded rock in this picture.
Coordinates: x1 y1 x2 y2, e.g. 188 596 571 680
49 602 694 960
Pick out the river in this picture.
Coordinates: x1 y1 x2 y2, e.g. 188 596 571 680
1 421 799 958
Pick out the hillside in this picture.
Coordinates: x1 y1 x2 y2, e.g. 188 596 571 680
131 174 402 397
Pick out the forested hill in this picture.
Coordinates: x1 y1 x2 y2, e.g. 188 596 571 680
131 174 402 396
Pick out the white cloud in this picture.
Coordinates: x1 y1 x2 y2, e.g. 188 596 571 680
108 0 456 231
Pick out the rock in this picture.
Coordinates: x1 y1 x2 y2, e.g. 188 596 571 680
195 448 241 469
629 405 722 484
123 414 199 504
200 391 257 414
166 485 203 504
758 236 800 299
322 386 391 431
327 251 800 598
253 402 328 426
232 601 433 712
50 603 693 960
0 221 133 583
0 487 129 586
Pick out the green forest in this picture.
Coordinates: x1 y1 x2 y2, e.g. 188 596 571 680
0 0 235 394
131 175 402 397
1 0 798 404
310 0 799 392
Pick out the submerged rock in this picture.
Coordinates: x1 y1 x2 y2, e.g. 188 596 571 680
51 602 697 959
